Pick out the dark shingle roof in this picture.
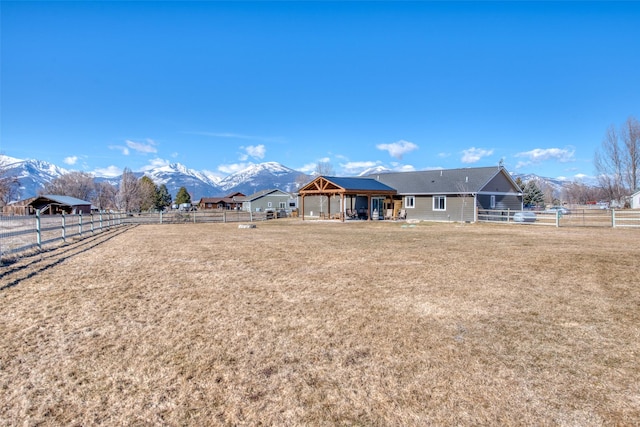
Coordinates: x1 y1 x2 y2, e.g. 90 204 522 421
367 167 507 194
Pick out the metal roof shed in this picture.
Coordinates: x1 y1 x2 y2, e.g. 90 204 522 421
29 195 92 215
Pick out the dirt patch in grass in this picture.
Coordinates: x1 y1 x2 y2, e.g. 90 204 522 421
1 221 639 425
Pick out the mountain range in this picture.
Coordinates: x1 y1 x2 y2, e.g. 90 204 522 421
1 154 572 203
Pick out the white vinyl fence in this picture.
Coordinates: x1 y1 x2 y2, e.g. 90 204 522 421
477 209 640 228
0 209 276 261
0 212 127 259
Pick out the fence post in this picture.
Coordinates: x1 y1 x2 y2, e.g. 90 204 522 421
556 210 560 228
99 212 103 231
250 210 253 222
90 213 94 233
612 209 616 228
79 212 83 236
36 209 42 251
62 213 66 243
160 211 163 224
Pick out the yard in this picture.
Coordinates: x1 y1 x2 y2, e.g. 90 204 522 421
1 220 638 425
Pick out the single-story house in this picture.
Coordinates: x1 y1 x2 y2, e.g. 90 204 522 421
3 194 93 215
298 166 523 222
198 192 245 210
630 190 640 209
240 189 297 214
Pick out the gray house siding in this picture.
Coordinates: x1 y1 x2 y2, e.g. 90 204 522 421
477 194 522 211
408 195 475 222
242 190 296 213
483 173 517 193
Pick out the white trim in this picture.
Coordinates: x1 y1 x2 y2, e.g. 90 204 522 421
405 195 415 208
433 195 446 211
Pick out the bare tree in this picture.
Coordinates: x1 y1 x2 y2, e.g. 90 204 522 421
116 168 141 212
295 173 311 189
314 161 334 176
595 116 640 203
93 181 118 211
41 171 96 201
621 116 640 193
0 162 20 206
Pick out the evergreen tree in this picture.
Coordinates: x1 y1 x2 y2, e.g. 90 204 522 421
175 187 191 205
155 184 172 210
522 180 545 208
138 176 157 211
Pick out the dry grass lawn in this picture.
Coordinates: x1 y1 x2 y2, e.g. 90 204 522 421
1 220 639 425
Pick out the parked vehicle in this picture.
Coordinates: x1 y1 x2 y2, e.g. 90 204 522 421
513 211 537 223
546 206 571 215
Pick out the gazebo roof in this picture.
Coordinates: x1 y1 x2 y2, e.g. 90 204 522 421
299 176 397 196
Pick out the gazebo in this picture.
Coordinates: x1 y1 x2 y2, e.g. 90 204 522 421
298 176 397 221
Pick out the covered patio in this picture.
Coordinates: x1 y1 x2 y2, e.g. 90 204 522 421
297 176 397 222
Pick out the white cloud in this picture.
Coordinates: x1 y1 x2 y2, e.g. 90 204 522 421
63 156 78 165
139 158 171 172
389 162 417 172
93 165 122 178
340 161 380 175
126 139 157 154
218 162 252 174
461 147 494 164
515 147 575 163
376 140 418 159
189 131 284 144
297 163 318 174
243 144 266 160
109 145 129 155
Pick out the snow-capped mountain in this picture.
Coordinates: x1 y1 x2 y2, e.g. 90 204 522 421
0 155 69 200
2 153 595 203
1 155 308 201
358 165 392 176
217 162 307 195
140 163 220 200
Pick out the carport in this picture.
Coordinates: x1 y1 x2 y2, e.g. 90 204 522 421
298 176 397 221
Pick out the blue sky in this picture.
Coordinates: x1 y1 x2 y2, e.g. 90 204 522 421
1 1 639 181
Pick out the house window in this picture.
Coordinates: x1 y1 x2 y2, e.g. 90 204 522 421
279 202 286 209
267 202 273 208
405 196 415 208
433 196 446 211
490 195 496 209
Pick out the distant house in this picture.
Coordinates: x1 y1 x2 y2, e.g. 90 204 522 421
198 192 245 210
630 190 640 209
3 194 93 215
297 166 523 222
240 189 297 214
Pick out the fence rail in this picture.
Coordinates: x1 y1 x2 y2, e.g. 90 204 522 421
0 212 128 260
477 209 640 228
0 210 275 262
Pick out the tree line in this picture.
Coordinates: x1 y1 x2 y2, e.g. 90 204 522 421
0 166 193 213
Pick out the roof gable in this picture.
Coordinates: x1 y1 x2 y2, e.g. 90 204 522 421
300 176 396 193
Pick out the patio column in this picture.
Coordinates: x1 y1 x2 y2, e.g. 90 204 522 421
301 195 305 221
